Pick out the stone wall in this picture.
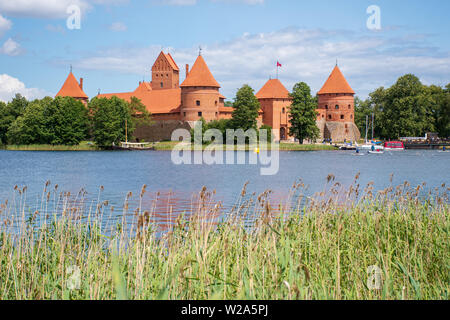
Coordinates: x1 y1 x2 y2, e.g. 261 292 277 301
322 121 360 142
133 120 192 142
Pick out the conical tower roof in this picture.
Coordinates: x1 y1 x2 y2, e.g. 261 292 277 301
318 65 354 95
180 55 220 88
56 72 88 99
256 79 290 99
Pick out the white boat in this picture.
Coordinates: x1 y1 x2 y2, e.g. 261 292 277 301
358 114 383 150
368 150 384 154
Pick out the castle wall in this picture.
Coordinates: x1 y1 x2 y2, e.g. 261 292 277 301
133 120 191 142
181 86 220 122
259 98 292 141
317 93 355 122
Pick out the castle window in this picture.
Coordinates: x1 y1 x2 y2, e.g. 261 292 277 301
183 112 186 117
335 105 339 109
322 114 324 118
215 101 218 106
340 115 344 119
282 107 285 113
198 112 202 117
328 115 332 120
166 74 169 77
196 100 201 106
160 82 163 88
325 105 328 109
348 104 351 109
351 115 353 119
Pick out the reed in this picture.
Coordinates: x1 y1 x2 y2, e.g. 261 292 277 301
0 177 448 300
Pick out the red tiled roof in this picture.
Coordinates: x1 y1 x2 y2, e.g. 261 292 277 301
97 82 181 114
153 51 179 72
219 93 226 99
166 53 179 71
180 55 220 88
318 65 355 95
56 72 88 99
255 79 291 99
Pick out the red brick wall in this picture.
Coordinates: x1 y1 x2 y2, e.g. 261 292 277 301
181 86 220 121
151 56 179 90
317 93 355 123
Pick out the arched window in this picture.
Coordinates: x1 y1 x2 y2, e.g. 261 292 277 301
196 100 201 106
348 104 351 109
282 107 285 114
340 115 344 120
325 105 328 109
160 82 163 88
335 105 339 109
328 115 332 120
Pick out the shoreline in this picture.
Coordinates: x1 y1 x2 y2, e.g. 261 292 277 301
1 142 337 152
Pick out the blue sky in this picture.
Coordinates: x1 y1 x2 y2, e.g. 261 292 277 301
0 0 449 102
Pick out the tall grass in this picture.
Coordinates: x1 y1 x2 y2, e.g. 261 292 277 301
0 177 448 300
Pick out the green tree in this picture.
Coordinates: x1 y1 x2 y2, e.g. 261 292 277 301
7 97 88 145
7 98 49 145
288 82 319 144
128 96 153 131
44 97 89 145
89 96 132 147
427 84 450 138
0 94 29 144
379 74 434 139
231 85 260 131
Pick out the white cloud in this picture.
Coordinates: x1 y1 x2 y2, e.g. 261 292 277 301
159 0 263 5
109 22 127 32
160 0 197 5
0 38 23 56
0 74 49 102
65 27 450 99
0 14 12 37
0 0 127 19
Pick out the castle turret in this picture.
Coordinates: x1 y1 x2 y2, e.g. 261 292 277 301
56 71 89 105
256 79 292 141
151 51 180 90
317 65 360 142
180 54 220 122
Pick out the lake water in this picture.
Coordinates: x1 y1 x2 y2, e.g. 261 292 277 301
0 149 449 231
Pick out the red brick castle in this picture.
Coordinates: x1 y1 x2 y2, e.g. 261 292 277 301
56 51 360 142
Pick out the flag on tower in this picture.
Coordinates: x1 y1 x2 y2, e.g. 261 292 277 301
276 61 282 78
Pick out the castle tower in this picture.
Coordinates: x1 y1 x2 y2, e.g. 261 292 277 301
256 79 292 141
151 51 180 90
180 54 220 122
317 65 360 142
56 71 89 105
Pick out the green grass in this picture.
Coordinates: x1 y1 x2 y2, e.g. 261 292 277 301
153 141 336 151
1 141 335 152
4 141 99 151
0 179 448 300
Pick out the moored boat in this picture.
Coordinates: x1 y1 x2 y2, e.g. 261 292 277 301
113 142 154 151
384 141 405 151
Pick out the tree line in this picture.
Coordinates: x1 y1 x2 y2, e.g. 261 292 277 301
1 73 447 148
0 95 151 147
355 74 449 139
